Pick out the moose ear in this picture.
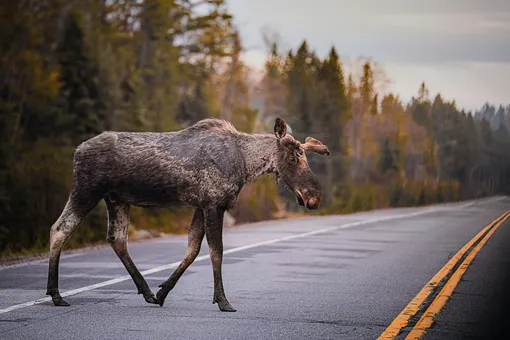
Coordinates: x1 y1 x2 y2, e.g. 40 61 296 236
303 137 331 156
274 118 287 139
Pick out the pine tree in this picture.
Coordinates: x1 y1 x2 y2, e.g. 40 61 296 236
495 123 510 142
370 94 378 115
410 82 431 128
54 12 109 145
316 47 351 203
360 61 374 114
379 137 399 173
219 31 258 132
286 41 314 136
258 41 287 131
176 75 212 125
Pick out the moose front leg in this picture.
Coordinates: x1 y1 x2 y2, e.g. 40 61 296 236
156 208 205 306
204 207 236 312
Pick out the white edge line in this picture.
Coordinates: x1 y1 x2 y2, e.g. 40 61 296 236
0 207 439 314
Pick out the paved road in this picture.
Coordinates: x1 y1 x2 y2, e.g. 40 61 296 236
1 196 509 340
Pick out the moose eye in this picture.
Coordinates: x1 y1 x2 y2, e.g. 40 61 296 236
288 155 297 164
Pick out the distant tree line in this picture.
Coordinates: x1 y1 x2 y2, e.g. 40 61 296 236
257 40 510 212
1 1 509 257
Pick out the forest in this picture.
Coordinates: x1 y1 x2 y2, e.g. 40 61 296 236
1 0 509 258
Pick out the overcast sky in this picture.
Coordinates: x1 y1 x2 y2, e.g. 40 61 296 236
226 0 510 111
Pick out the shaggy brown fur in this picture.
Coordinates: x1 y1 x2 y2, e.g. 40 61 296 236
46 117 330 312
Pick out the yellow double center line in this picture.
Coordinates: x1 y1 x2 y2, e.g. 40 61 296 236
378 210 510 340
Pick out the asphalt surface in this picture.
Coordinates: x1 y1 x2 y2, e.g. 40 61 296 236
1 196 509 340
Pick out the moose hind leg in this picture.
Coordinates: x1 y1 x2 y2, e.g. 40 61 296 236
156 208 205 306
47 198 98 306
105 197 158 305
204 208 236 312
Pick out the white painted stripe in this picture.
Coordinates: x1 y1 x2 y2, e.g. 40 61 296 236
0 207 442 314
459 195 509 209
18 273 170 280
59 274 169 280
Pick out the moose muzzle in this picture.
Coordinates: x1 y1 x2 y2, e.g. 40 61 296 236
295 189 321 210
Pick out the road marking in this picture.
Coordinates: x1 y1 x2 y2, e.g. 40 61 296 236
17 273 171 280
0 207 444 314
378 211 510 339
460 196 506 208
405 211 510 339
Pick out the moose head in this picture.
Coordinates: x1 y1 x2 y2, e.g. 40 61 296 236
273 118 330 210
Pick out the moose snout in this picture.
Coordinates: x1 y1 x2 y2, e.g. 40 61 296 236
296 188 321 210
305 196 321 210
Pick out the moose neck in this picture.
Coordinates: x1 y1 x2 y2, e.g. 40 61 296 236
238 133 278 183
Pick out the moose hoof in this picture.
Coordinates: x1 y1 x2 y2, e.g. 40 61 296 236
156 288 170 307
213 297 236 312
219 303 236 312
143 292 159 305
51 296 70 307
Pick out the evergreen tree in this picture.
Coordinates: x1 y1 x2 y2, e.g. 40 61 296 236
379 137 399 173
410 82 431 128
360 61 374 113
316 47 351 203
285 40 316 138
176 74 212 125
370 94 379 115
54 12 109 144
258 41 287 131
220 31 258 132
495 123 510 142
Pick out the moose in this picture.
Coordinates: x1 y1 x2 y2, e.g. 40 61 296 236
46 117 330 312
